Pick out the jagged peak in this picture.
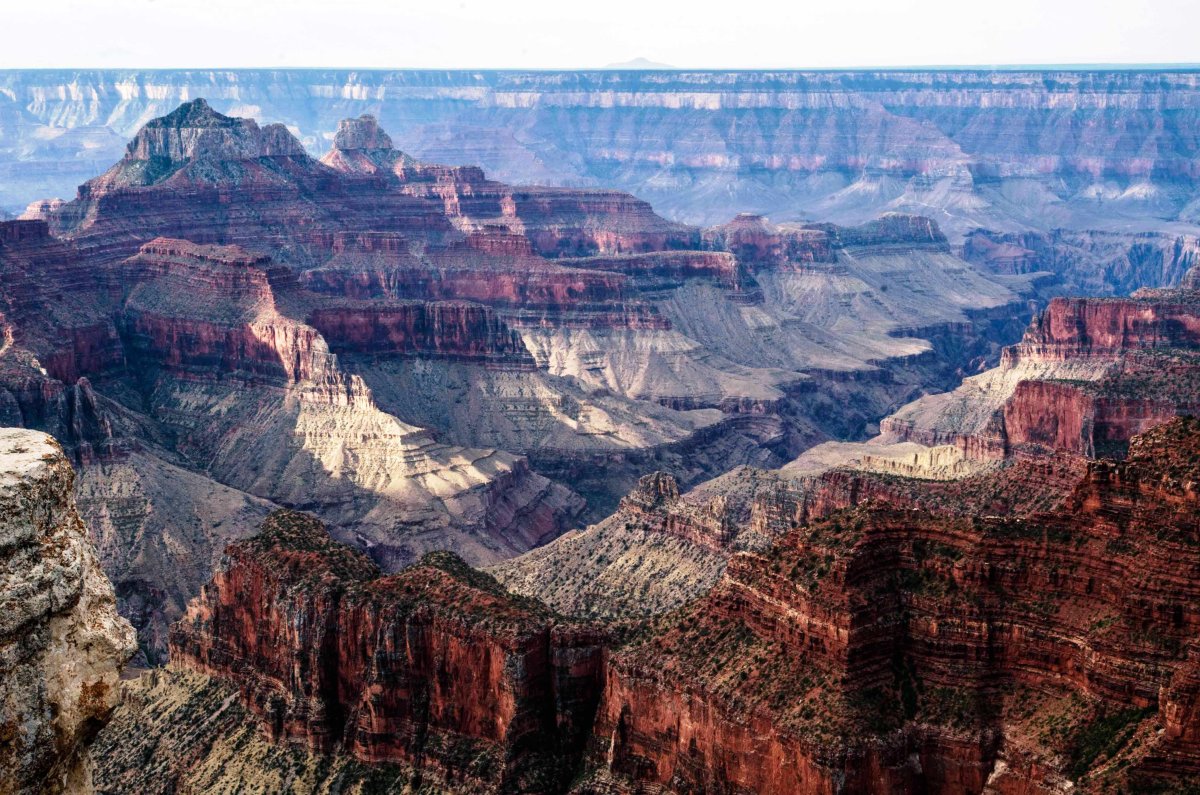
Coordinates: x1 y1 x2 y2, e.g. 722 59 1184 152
332 114 395 152
141 98 230 130
122 98 307 168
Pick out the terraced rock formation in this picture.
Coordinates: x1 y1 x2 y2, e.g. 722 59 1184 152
0 99 1038 662
493 274 1200 620
4 70 1200 242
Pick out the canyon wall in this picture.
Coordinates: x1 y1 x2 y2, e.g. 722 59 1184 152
100 419 1200 793
0 429 135 794
169 510 607 793
877 285 1200 461
0 98 1050 665
4 69 1200 245
584 417 1200 793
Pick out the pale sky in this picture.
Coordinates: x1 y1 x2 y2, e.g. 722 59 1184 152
4 0 1198 70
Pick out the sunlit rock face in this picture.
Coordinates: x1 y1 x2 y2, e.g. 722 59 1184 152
0 96 1050 665
0 428 135 795
875 278 1200 462
167 510 608 793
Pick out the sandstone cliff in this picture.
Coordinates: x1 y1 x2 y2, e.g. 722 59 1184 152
582 418 1200 793
96 419 1200 793
167 510 607 793
0 428 135 794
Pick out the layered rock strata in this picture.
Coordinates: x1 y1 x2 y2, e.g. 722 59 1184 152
101 419 1200 793
877 284 1200 461
7 69 1200 254
584 418 1200 793
0 100 1040 660
169 510 607 793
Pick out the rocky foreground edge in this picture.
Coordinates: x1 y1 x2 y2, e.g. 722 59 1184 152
0 428 134 795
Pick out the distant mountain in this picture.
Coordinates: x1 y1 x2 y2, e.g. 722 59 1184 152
3 68 1200 241
602 56 676 69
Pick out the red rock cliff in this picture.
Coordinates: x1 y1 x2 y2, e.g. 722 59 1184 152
587 418 1200 793
308 301 536 368
170 510 608 792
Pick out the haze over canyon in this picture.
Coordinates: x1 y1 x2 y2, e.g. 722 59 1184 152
2 66 1200 794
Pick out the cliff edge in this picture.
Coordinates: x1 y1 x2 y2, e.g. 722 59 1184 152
0 428 135 795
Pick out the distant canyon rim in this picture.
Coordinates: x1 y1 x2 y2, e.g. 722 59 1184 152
3 67 1200 794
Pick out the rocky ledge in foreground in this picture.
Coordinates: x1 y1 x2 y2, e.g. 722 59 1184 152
0 428 134 795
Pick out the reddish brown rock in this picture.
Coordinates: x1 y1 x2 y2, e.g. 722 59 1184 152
309 301 535 368
1004 293 1200 366
702 212 836 269
170 510 607 792
588 418 1200 793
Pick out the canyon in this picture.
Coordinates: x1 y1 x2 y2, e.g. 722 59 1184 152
0 99 1038 664
86 230 1200 793
1 70 1199 237
0 74 1198 794
6 69 1200 298
94 414 1200 793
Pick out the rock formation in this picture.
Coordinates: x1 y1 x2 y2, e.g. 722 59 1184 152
0 100 1040 661
876 283 1200 462
96 417 1200 793
0 428 135 794
583 417 1200 793
5 69 1200 254
167 510 607 793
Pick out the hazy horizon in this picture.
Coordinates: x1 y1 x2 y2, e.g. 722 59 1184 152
8 0 1198 71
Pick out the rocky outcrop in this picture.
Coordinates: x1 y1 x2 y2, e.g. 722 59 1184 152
90 98 308 191
169 510 607 792
587 418 1200 793
489 468 799 620
1005 293 1200 364
703 213 836 269
878 285 1200 461
0 428 135 794
811 212 949 250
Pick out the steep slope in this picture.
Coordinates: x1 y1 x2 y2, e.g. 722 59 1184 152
143 510 605 794
97 419 1200 793
584 418 1200 793
0 429 135 795
872 283 1200 463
